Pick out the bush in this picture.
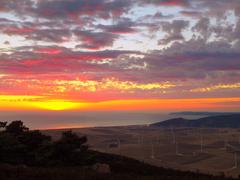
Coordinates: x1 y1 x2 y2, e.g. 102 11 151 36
0 121 89 166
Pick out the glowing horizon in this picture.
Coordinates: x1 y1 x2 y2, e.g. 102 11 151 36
0 95 239 112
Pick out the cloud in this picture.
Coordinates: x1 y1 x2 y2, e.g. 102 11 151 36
141 12 174 21
180 11 202 17
0 46 139 74
0 74 178 101
191 83 240 92
34 0 132 19
158 20 189 44
0 0 240 102
0 19 72 43
74 30 119 50
98 18 137 34
139 0 189 7
158 34 184 45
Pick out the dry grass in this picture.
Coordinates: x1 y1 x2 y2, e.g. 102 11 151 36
44 126 240 178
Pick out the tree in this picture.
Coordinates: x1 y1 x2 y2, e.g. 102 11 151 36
18 130 52 165
19 130 51 150
0 121 90 166
55 130 88 153
0 132 25 164
52 131 88 164
6 121 29 135
0 121 7 129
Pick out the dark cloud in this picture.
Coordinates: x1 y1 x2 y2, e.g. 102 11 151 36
74 31 119 50
141 12 174 20
0 18 128 48
158 34 184 45
30 29 72 43
0 0 34 14
138 0 189 7
138 39 240 82
192 18 210 39
98 18 137 34
0 46 139 75
4 41 10 45
180 11 202 17
158 20 189 44
1 0 239 19
33 0 132 19
0 18 72 43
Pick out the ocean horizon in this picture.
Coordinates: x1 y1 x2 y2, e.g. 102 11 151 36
0 110 206 130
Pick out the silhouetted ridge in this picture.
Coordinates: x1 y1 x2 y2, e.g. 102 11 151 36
151 114 240 128
170 111 239 116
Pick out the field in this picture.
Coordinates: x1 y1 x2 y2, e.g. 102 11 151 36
44 126 240 178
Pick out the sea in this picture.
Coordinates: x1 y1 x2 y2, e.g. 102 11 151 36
0 110 206 130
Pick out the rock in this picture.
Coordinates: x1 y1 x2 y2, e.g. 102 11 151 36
92 163 111 174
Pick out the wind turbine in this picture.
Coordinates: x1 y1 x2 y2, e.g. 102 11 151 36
224 137 228 151
118 138 121 147
175 140 179 155
200 134 204 153
175 139 183 156
226 143 239 169
234 152 238 169
171 127 176 144
117 138 121 154
157 128 164 145
156 134 160 145
138 134 142 145
151 139 155 159
173 130 184 156
199 127 205 153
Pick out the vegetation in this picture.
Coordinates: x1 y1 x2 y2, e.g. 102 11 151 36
0 121 237 180
0 120 90 166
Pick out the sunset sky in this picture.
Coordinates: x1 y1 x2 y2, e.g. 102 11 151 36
0 0 240 113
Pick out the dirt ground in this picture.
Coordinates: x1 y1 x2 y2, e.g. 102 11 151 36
44 126 240 178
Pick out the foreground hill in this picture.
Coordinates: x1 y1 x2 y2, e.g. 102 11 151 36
0 121 236 180
0 151 236 180
151 114 240 128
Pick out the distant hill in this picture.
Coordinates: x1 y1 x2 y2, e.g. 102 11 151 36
151 114 240 128
169 111 240 116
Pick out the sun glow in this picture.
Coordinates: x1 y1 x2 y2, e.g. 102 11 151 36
0 95 84 111
0 95 239 111
30 100 84 111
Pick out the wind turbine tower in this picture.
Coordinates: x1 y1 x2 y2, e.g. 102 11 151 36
151 139 155 159
171 127 176 144
234 152 238 169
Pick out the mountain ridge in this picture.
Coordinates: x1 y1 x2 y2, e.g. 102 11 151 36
151 114 240 128
169 111 240 116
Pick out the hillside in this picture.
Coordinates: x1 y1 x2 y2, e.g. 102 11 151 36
151 114 240 128
0 151 236 180
0 120 236 180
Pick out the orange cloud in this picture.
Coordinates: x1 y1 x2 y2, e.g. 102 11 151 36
0 77 176 98
0 95 239 111
54 78 176 92
191 83 240 92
